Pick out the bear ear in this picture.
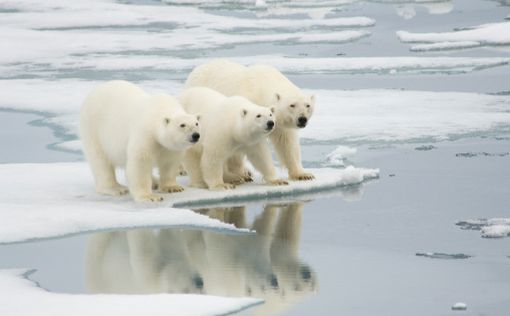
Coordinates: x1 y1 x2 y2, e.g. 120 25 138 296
196 114 201 121
164 117 170 125
270 107 275 113
309 94 316 104
241 109 248 117
274 93 281 102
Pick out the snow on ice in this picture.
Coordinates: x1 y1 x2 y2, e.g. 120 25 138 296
398 21 510 51
2 80 510 148
456 218 510 238
0 162 378 244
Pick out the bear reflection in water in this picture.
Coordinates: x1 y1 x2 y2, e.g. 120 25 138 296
86 202 317 314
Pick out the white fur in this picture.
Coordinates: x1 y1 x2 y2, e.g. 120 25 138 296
79 80 200 202
186 59 316 180
178 87 287 190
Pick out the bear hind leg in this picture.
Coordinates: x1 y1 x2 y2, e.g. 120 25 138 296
85 143 128 196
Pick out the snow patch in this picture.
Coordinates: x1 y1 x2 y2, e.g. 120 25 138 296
0 162 378 244
0 269 262 316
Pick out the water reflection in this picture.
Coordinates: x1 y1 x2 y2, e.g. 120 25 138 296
86 202 317 315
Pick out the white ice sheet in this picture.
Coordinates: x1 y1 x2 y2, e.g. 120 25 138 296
0 269 262 316
0 162 378 244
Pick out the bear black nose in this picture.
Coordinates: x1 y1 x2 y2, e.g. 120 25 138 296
297 116 307 128
267 120 274 130
191 132 200 142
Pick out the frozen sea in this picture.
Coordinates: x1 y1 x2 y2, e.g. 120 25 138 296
0 0 509 315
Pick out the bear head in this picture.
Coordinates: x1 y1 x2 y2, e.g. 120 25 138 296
272 92 315 129
235 99 275 144
157 113 201 151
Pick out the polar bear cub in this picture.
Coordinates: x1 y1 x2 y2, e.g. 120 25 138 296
80 80 200 202
186 59 315 181
179 87 288 190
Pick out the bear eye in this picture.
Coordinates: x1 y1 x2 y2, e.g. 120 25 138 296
195 123 198 126
306 104 310 108
256 114 261 118
290 104 295 108
180 124 185 128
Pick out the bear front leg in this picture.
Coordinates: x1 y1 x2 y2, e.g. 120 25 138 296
158 153 185 193
246 141 288 186
201 148 235 190
184 149 207 188
226 154 253 182
126 154 163 202
270 129 314 181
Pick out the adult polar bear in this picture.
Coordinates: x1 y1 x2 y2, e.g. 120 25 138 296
186 59 315 181
179 87 288 190
80 81 200 202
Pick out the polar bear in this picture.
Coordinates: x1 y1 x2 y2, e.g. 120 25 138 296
80 80 200 202
186 59 315 181
179 87 288 190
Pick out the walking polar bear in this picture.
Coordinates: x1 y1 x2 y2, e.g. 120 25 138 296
179 87 288 190
80 80 200 202
186 59 315 181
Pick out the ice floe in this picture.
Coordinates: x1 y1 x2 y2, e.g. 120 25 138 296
456 218 510 238
0 162 378 244
397 21 510 51
0 269 261 316
0 0 374 64
324 146 357 167
415 252 472 259
17 55 510 76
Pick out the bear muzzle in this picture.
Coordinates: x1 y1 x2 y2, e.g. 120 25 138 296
297 116 307 128
266 120 275 131
190 132 200 143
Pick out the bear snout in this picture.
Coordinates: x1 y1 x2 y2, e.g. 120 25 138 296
297 116 307 128
266 120 275 130
191 132 200 143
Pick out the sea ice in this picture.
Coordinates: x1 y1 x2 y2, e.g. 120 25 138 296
2 80 510 146
0 162 378 244
451 302 467 311
397 21 510 51
324 146 358 167
0 269 261 316
456 218 510 238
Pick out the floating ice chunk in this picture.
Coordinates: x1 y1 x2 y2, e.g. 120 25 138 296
456 218 510 238
0 162 378 244
416 252 472 259
409 41 481 52
0 269 261 316
414 145 436 151
397 21 510 51
451 302 467 311
324 146 357 167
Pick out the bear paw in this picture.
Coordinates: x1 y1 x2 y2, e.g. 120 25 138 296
211 183 236 190
160 184 185 193
224 173 245 185
267 178 289 186
97 185 129 196
135 194 164 202
290 172 315 181
242 169 253 182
